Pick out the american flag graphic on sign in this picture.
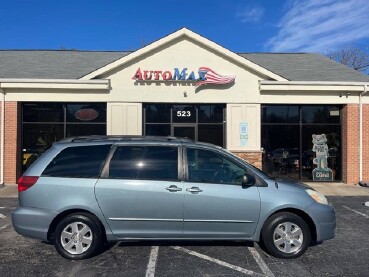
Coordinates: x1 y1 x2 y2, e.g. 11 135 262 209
195 67 236 87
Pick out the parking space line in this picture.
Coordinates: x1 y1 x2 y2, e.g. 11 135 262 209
145 246 159 277
173 246 265 276
343 206 369 219
0 224 9 230
0 213 6 219
248 247 274 277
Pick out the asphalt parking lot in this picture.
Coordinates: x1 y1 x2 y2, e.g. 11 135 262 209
0 196 368 277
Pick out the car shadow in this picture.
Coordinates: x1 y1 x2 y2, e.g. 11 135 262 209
112 240 255 248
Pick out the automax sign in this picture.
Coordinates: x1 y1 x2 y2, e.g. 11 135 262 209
132 67 235 87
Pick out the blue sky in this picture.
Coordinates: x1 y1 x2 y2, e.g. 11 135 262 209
1 0 369 54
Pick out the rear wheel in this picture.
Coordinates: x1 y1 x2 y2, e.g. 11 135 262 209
261 212 311 259
53 213 103 260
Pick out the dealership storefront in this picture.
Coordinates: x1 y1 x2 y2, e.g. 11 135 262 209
0 28 368 185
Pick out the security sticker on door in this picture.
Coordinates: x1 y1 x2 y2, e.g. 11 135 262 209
240 122 248 147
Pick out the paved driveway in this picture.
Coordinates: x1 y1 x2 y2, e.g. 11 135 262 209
0 196 368 277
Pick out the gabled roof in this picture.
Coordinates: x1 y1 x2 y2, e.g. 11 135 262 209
79 28 286 81
0 50 129 79
240 53 369 82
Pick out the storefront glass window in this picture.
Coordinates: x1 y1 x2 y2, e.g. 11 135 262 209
261 125 300 180
198 125 223 146
301 125 341 181
261 105 342 181
22 102 107 171
144 104 225 147
145 124 171 136
172 105 196 123
23 103 64 122
66 103 107 122
145 104 171 123
261 105 299 123
301 106 340 124
198 104 224 123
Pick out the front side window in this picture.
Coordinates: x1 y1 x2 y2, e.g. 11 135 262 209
108 146 179 181
186 148 246 185
42 144 112 178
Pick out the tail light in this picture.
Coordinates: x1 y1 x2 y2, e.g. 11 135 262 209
18 176 39 192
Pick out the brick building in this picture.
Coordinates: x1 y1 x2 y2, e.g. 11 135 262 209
0 28 368 185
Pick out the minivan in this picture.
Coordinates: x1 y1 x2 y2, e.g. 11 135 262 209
12 136 336 260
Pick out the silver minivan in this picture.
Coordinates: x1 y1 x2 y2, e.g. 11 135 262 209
12 136 336 260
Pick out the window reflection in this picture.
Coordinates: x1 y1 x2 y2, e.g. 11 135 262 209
23 103 64 122
145 104 171 123
109 146 178 180
302 106 340 123
22 102 107 171
261 105 299 123
198 104 224 123
144 104 225 147
261 105 342 181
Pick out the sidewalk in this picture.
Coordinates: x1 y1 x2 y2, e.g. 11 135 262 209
1 182 369 198
0 185 18 197
306 182 369 196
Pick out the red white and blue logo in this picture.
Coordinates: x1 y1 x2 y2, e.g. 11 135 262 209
195 67 235 87
132 67 235 87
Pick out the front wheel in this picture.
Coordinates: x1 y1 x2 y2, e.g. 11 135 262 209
53 213 103 260
261 212 311 259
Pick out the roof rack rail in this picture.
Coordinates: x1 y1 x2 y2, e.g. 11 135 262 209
58 135 195 143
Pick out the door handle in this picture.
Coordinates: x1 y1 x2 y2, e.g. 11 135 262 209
186 187 203 193
166 185 182 192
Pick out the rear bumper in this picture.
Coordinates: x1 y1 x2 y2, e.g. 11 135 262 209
12 207 57 241
306 202 336 242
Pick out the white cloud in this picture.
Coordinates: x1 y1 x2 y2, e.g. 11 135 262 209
266 0 369 52
236 6 264 23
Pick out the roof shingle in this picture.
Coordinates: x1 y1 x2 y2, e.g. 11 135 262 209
240 53 369 82
1 50 369 82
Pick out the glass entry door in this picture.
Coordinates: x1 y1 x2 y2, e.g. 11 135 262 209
173 125 196 140
144 104 225 147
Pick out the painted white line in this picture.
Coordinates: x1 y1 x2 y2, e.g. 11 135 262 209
248 247 274 277
0 213 6 219
145 246 159 277
343 206 369 219
0 224 9 230
365 202 369 207
173 246 265 276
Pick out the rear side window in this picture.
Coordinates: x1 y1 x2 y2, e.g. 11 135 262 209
42 145 112 178
108 146 178 181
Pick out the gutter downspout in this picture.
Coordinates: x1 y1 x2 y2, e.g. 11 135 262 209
0 87 4 186
359 85 368 183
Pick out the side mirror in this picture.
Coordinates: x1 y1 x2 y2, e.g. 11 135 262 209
242 173 256 187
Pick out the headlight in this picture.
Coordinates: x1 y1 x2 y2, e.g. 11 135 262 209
306 189 329 205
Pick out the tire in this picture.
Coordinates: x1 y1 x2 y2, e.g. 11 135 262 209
261 212 311 259
53 213 104 260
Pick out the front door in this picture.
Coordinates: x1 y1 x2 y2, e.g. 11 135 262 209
95 144 184 238
183 147 261 239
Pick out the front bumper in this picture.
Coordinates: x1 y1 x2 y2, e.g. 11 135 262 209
12 207 58 241
306 202 336 242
